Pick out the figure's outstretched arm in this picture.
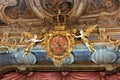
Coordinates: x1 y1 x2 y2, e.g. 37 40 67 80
35 37 46 42
25 39 32 42
72 34 81 38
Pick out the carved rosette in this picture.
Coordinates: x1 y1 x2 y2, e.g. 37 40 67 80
43 31 75 66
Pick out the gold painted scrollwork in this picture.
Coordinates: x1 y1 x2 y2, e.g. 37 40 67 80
0 0 18 25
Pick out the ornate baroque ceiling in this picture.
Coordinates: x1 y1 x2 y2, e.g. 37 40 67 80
0 0 119 27
0 0 120 78
0 0 119 38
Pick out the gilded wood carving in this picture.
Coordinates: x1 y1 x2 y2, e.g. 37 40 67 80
0 0 120 77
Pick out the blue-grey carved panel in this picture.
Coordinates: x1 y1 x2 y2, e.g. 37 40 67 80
0 53 18 66
0 45 119 66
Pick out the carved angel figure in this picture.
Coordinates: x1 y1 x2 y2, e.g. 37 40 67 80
22 32 46 55
73 24 97 52
25 34 45 43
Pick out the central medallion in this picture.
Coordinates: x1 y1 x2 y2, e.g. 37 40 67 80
44 31 75 66
50 35 68 56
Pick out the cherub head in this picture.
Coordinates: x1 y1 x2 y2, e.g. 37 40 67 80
41 28 46 34
80 30 84 34
79 29 84 35
72 28 77 34
34 35 37 39
79 29 88 37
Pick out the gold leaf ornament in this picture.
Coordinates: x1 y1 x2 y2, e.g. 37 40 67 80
44 31 75 67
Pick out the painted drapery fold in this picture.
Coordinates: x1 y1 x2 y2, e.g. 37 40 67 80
1 72 120 80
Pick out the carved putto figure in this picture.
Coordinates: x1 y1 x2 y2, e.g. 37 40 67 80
73 24 97 52
25 35 45 43
23 32 46 55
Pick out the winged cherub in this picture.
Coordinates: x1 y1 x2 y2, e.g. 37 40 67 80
25 34 45 43
23 32 46 55
72 24 97 52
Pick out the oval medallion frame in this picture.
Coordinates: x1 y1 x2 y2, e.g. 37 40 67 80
44 31 75 66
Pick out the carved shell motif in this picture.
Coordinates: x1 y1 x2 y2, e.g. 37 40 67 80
91 47 117 64
14 51 37 65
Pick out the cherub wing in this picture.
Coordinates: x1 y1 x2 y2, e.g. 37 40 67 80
37 34 43 39
19 32 34 43
23 32 34 39
85 24 97 37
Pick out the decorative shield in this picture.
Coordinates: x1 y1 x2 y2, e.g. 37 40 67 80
44 31 75 66
50 35 68 55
